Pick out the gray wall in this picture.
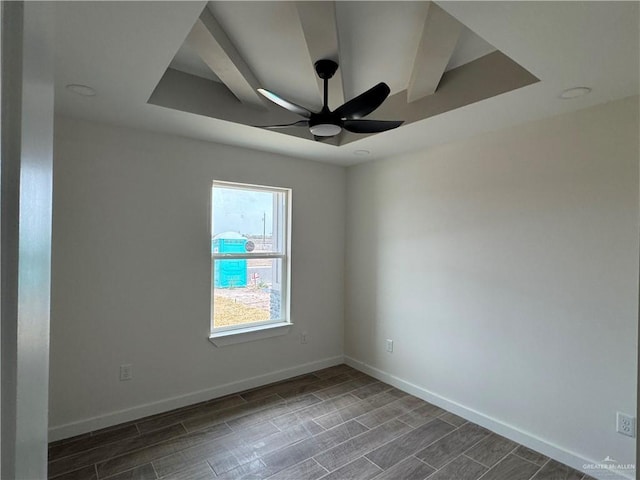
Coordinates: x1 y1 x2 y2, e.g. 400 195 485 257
1 2 54 478
345 97 639 477
49 117 346 438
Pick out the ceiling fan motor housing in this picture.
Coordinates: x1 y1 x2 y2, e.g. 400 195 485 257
314 59 339 80
309 110 342 136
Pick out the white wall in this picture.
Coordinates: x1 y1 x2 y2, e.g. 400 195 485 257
345 97 639 475
49 117 346 437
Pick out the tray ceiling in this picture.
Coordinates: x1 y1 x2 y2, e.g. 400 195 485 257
151 1 538 147
53 1 639 165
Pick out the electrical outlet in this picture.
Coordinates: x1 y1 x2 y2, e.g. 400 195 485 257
300 333 308 344
386 339 393 353
119 364 133 381
617 412 636 437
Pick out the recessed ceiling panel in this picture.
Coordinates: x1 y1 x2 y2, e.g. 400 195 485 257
170 42 221 82
446 26 497 71
206 1 322 110
335 1 430 98
152 1 538 147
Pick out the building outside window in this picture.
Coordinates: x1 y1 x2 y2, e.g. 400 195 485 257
211 181 291 334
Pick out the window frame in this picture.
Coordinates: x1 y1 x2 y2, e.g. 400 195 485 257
209 180 292 340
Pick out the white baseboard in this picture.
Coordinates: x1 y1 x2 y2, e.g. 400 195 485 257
344 356 633 480
49 355 344 442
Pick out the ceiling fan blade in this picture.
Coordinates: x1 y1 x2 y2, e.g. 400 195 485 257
343 119 404 134
334 83 391 120
255 120 309 129
257 89 313 118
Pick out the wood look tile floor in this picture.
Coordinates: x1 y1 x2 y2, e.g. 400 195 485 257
48 365 589 480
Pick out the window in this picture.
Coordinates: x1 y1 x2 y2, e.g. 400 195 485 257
210 181 291 341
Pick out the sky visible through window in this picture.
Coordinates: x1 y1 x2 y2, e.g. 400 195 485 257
212 186 274 237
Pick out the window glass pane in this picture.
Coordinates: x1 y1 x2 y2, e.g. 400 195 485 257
213 258 284 328
212 185 283 254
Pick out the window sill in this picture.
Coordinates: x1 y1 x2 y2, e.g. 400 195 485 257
208 322 292 347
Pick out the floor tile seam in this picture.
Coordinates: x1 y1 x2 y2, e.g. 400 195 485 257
149 461 160 479
271 378 349 399
413 428 496 475
226 395 326 430
313 379 378 400
401 424 488 473
50 463 100 480
315 418 418 472
260 421 370 471
474 452 544 480
151 453 210 479
439 416 469 428
411 454 437 472
525 464 545 480
514 456 556 480
219 424 325 475
313 390 408 426
49 434 90 449
536 457 552 470
302 375 362 397
440 452 488 475
224 418 283 435
350 383 394 400
91 421 255 478
263 455 328 480
511 451 546 468
413 421 482 463
400 398 444 415
98 461 157 480
350 396 425 427
364 439 417 471
49 426 189 478
192 420 284 464
361 455 385 474
474 457 500 480
239 375 319 398
525 457 553 480
473 441 523 469
227 420 322 473
462 452 492 469
455 429 503 465
136 398 242 431
197 420 284 468
184 398 287 433
269 392 358 424
208 457 266 479
48 427 144 463
316 455 382 480
146 402 265 436
410 426 464 470
304 394 363 420
418 457 439 472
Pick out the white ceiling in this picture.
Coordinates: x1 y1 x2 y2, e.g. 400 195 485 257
54 1 639 166
168 11 495 95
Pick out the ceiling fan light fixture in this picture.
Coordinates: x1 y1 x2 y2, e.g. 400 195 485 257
309 123 342 137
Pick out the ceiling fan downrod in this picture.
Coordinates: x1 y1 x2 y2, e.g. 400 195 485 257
310 59 341 137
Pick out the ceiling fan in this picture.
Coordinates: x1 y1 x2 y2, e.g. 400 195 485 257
256 59 403 140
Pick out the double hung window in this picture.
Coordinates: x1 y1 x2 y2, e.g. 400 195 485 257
210 181 291 335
